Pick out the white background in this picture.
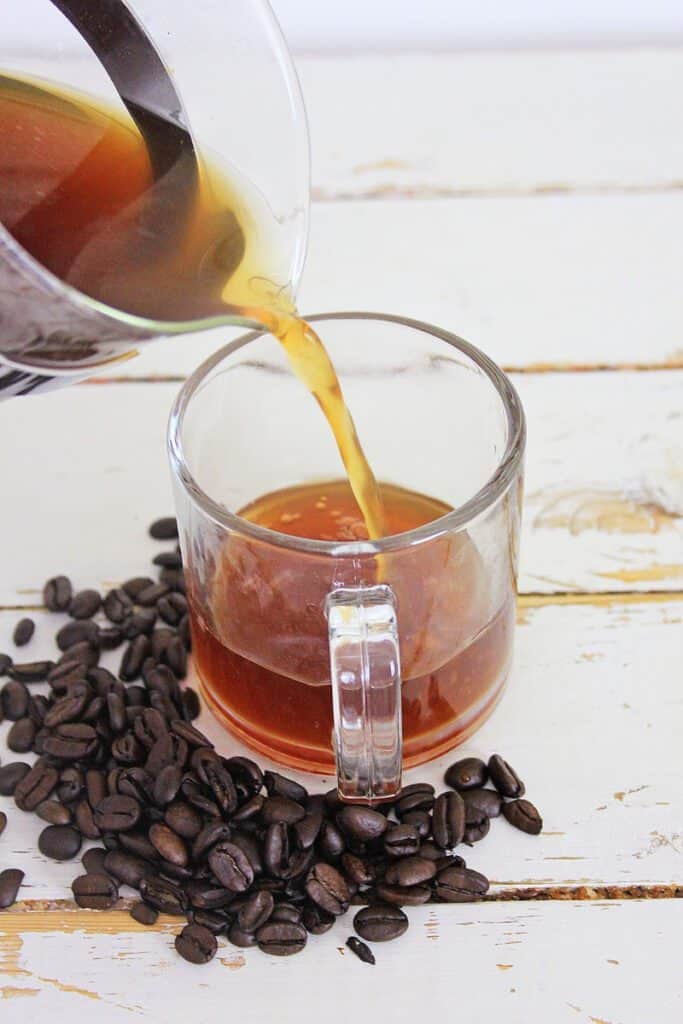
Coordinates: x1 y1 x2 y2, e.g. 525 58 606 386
270 0 683 52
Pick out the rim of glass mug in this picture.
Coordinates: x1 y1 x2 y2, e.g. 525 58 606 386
167 311 526 556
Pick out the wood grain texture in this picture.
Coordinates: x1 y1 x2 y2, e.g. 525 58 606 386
0 373 680 604
298 50 683 199
1 594 681 898
1 901 682 1022
109 192 683 377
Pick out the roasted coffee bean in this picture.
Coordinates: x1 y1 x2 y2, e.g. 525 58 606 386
118 636 151 682
190 746 222 784
237 890 274 932
84 769 106 810
150 628 175 661
185 879 234 910
432 790 466 849
105 692 125 735
463 787 503 822
305 863 349 916
57 767 84 803
139 874 187 915
209 841 254 893
159 568 186 593
181 687 200 721
0 761 30 796
0 868 24 908
384 856 436 888
353 903 408 942
229 796 263 826
121 576 155 601
94 795 141 832
103 850 150 887
48 660 86 694
9 661 53 685
0 652 12 676
346 935 375 964
488 754 525 798
81 848 108 875
263 822 290 878
301 902 335 935
163 800 201 840
130 902 158 926
13 618 35 647
153 550 183 569
58 640 98 670
68 589 101 620
341 852 376 886
14 759 58 810
122 610 157 641
38 824 82 860
146 733 188 775
445 757 489 791
116 767 151 804
188 909 227 934
149 517 178 540
103 587 134 624
7 716 36 752
44 686 90 728
44 575 72 611
383 824 420 858
231 832 263 878
256 920 307 957
228 921 258 947
2 680 30 719
374 882 432 907
399 810 430 839
162 636 187 678
181 778 221 819
395 782 435 816
269 902 302 924
175 923 217 965
98 626 125 650
294 803 324 850
169 720 209 750
44 722 98 761
157 593 187 626
152 764 183 808
178 615 192 650
502 798 543 835
75 798 101 839
28 694 49 726
317 819 346 860
261 796 306 826
134 708 168 749
56 619 99 652
264 771 308 804
136 582 171 607
225 755 263 798
72 872 119 909
204 763 238 816
149 823 188 867
36 800 72 826
464 817 490 844
0 811 6 837
337 806 388 843
434 866 489 902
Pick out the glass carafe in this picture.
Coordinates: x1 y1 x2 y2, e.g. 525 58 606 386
0 0 309 396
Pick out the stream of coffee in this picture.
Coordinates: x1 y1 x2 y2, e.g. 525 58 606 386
0 73 385 537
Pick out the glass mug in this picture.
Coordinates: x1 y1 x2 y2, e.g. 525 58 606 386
169 313 525 801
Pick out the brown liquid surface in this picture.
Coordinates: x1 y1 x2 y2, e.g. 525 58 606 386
190 480 513 772
0 73 383 536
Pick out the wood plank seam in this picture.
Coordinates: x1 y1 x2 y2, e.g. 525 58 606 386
312 182 683 202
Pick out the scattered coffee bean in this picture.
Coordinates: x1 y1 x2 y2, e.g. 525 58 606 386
175 923 217 964
13 618 35 647
69 589 102 619
394 782 435 816
337 806 388 843
502 798 543 835
56 620 99 652
72 873 119 909
14 759 58 810
9 661 53 684
36 800 72 826
384 856 436 888
82 848 108 875
464 817 491 844
0 811 5 836
150 517 178 540
0 761 30 796
0 652 12 676
375 882 432 907
1 680 30 719
43 575 72 611
305 863 350 916
139 875 187 915
238 890 274 932
445 757 489 791
346 936 375 965
130 901 158 926
432 790 466 849
383 824 420 858
463 787 503 821
209 842 254 893
7 717 36 753
434 866 489 903
39 825 82 860
354 904 408 942
488 755 525 798
256 920 307 956
103 588 134 624
0 868 24 908
94 795 141 832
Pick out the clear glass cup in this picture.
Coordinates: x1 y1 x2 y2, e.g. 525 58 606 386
168 313 525 801
0 0 309 392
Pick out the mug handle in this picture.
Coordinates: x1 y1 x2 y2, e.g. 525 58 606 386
326 585 403 802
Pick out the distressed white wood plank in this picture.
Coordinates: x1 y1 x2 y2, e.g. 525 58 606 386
298 50 683 198
1 594 682 897
118 193 683 378
1 901 682 1023
0 373 681 602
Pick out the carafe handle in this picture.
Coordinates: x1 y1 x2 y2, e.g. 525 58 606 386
326 584 402 803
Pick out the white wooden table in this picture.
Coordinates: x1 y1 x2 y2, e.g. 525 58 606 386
1 49 682 1022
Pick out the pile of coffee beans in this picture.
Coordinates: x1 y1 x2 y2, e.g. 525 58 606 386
0 517 543 966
